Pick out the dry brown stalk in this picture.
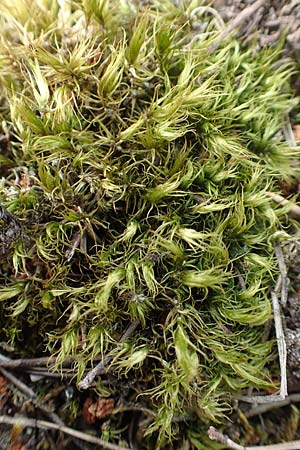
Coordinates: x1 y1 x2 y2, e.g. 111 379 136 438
208 426 300 450
0 415 132 450
78 320 140 390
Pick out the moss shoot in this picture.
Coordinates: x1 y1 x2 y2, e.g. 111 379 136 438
0 0 299 448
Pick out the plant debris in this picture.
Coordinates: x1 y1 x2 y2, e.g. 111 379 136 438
83 397 115 424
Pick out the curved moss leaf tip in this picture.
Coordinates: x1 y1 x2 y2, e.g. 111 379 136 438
0 0 299 447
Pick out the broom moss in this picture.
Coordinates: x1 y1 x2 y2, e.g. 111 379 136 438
0 0 299 447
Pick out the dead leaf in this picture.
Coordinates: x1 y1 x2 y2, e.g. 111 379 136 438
0 375 9 408
88 398 114 420
83 397 95 425
83 397 114 424
293 125 300 141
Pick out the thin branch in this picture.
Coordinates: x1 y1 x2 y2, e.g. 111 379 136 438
24 368 81 379
78 320 140 390
266 192 300 221
208 427 244 450
0 415 131 450
235 393 285 404
208 426 300 450
0 367 36 399
23 368 113 381
0 367 64 426
77 354 109 390
245 393 300 418
0 356 74 369
119 320 140 343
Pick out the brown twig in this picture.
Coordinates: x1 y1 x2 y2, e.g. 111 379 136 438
208 426 300 450
78 320 140 390
0 415 131 450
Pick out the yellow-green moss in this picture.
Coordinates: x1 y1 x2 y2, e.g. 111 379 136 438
0 0 299 448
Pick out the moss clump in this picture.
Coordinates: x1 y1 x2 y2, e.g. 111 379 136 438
0 0 299 447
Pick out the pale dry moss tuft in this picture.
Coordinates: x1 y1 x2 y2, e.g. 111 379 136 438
0 0 299 448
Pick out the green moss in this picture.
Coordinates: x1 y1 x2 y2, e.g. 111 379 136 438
0 0 299 447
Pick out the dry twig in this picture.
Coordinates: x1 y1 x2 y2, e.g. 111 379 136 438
0 367 64 426
0 356 74 369
208 426 300 450
245 393 300 418
266 192 300 221
208 426 244 450
274 243 288 307
0 415 131 450
78 320 140 390
271 289 287 399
